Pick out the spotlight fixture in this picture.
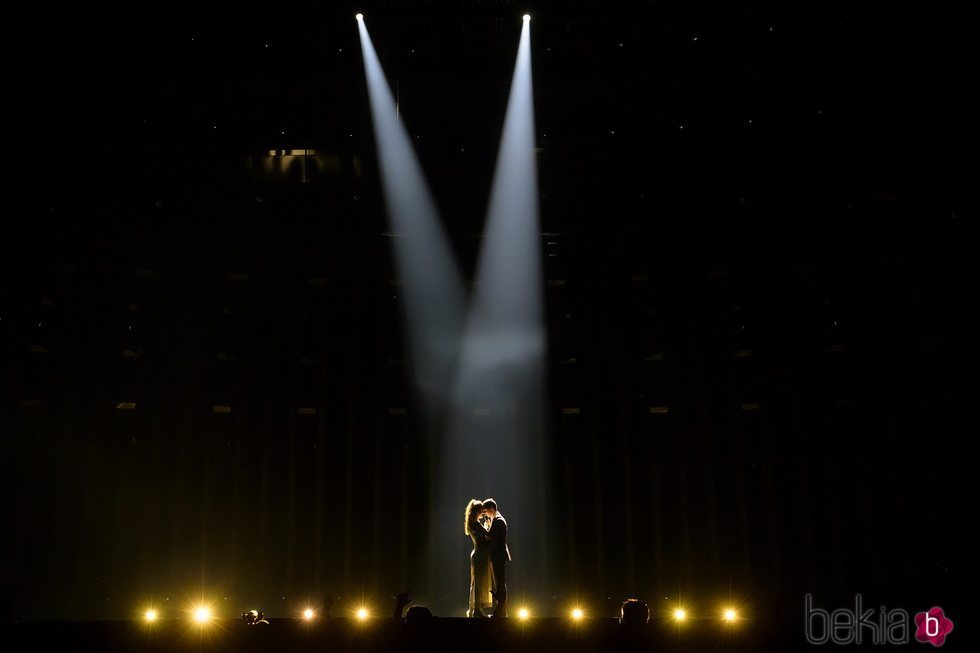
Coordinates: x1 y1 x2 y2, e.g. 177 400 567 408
673 608 687 621
355 13 363 21
356 607 369 621
302 608 315 621
723 608 738 622
144 608 158 622
193 606 212 624
523 14 531 21
571 607 584 621
518 607 530 621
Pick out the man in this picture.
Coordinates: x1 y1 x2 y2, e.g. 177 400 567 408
483 498 511 618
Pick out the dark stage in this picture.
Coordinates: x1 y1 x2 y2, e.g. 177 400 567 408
3 0 971 648
9 617 777 653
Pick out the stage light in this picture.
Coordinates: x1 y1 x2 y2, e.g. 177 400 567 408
355 10 466 425
302 608 315 621
571 607 584 621
523 14 530 21
673 608 687 621
356 607 369 621
518 607 530 621
144 608 158 622
355 13 363 21
723 608 738 622
193 606 212 624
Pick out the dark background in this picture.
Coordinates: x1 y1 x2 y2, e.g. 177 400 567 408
3 0 973 622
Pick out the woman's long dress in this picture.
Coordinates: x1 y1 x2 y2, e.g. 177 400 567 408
468 520 493 616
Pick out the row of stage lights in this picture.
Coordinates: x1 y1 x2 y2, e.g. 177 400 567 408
141 605 739 625
141 606 342 624
545 606 740 624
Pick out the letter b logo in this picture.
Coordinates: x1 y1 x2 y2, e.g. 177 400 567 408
804 594 830 645
914 607 954 647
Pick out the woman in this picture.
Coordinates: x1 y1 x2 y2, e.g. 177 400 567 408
464 499 493 617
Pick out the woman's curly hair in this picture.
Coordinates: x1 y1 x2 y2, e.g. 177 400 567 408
464 499 485 536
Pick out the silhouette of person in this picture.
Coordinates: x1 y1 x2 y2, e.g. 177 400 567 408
464 499 492 617
620 598 649 628
483 498 511 618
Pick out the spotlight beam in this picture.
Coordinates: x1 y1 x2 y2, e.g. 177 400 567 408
434 16 548 613
451 10 543 504
355 17 466 416
470 16 541 339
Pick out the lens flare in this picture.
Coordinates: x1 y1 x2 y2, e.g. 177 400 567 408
673 608 687 621
144 608 158 622
518 607 530 620
193 606 212 624
571 607 584 620
356 607 369 621
302 608 315 621
723 608 738 622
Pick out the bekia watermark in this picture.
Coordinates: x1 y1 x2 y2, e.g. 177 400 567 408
805 594 954 646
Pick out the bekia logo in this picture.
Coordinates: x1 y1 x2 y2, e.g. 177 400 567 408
914 607 954 647
805 595 954 646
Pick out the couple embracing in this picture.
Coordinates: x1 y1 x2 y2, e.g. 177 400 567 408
464 498 511 618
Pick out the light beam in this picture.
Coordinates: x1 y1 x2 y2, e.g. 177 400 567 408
355 17 466 415
435 14 549 612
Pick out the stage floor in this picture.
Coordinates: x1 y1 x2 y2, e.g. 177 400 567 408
10 617 792 652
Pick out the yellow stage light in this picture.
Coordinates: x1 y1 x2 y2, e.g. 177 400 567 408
571 607 584 620
302 608 315 621
673 608 687 621
144 608 158 622
193 606 212 624
723 608 738 622
356 607 369 621
518 607 530 620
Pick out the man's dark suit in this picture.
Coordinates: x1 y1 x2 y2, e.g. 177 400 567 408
488 514 512 617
